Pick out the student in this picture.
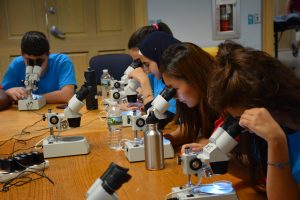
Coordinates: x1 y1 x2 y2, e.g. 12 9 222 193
0 86 11 110
159 42 219 150
2 31 76 104
207 41 300 199
129 31 180 130
121 22 174 115
128 22 173 60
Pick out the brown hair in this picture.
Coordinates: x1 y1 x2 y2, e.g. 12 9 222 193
160 42 218 146
208 40 300 189
209 41 300 121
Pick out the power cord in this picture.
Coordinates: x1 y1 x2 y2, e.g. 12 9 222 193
0 162 53 192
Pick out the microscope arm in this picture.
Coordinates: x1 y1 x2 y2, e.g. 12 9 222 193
181 116 243 178
64 84 90 119
64 95 85 119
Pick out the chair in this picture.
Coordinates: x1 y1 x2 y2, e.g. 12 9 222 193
89 53 133 84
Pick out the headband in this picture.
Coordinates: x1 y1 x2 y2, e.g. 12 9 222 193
152 23 159 30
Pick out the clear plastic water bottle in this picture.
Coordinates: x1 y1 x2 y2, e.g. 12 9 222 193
107 101 122 150
100 69 111 100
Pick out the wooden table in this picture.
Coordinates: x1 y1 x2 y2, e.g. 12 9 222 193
0 104 267 200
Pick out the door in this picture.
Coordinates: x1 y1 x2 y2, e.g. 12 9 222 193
0 0 147 86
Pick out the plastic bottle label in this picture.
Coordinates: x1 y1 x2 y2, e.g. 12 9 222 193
107 116 122 125
101 79 110 86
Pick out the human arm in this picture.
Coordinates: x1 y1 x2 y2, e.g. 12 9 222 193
180 138 209 154
128 68 153 105
0 89 11 110
2 57 28 102
5 87 28 102
239 108 300 200
43 84 75 104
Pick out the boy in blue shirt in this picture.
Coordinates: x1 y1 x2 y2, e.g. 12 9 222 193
2 31 76 104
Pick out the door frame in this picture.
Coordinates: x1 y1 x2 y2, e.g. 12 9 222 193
262 0 274 56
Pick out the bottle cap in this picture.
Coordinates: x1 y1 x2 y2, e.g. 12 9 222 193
103 69 108 73
146 110 159 124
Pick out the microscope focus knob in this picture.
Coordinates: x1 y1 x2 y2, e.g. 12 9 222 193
189 158 202 171
114 81 121 89
49 115 59 125
113 92 121 100
135 118 145 128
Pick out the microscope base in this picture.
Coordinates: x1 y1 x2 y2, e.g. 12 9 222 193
171 186 238 200
43 136 90 158
18 96 46 110
124 138 174 162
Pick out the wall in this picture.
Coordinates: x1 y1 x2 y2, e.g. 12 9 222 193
147 0 262 49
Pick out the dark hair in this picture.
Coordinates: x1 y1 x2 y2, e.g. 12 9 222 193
160 42 218 146
208 40 300 189
128 22 173 49
209 41 300 121
21 31 50 56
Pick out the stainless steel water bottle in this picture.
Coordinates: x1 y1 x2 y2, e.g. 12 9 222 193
144 111 164 170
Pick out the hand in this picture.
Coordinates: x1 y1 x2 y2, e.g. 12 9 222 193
128 68 148 84
5 87 28 101
181 143 205 154
239 108 285 143
119 103 140 111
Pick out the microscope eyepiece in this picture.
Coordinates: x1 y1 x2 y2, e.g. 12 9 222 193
35 58 44 66
76 84 90 101
28 59 34 66
221 116 244 139
131 59 143 69
100 162 131 195
160 87 176 101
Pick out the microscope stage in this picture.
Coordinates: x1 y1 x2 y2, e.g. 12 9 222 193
171 186 238 200
18 95 46 110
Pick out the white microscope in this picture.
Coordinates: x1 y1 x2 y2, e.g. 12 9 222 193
18 58 46 110
86 162 131 200
124 87 176 162
107 59 142 105
169 116 244 200
42 84 91 158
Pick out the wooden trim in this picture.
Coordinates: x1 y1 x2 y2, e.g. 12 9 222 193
133 0 148 30
262 0 274 56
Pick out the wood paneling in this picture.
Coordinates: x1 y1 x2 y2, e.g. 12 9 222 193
67 53 89 86
6 0 37 37
96 0 122 32
56 0 86 34
0 0 148 85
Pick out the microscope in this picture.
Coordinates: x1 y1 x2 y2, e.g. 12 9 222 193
169 116 243 200
18 59 46 110
86 162 131 200
42 84 91 158
106 59 143 105
124 87 175 162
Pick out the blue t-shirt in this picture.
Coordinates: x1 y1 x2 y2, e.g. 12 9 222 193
148 74 176 114
286 129 300 183
1 54 77 95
